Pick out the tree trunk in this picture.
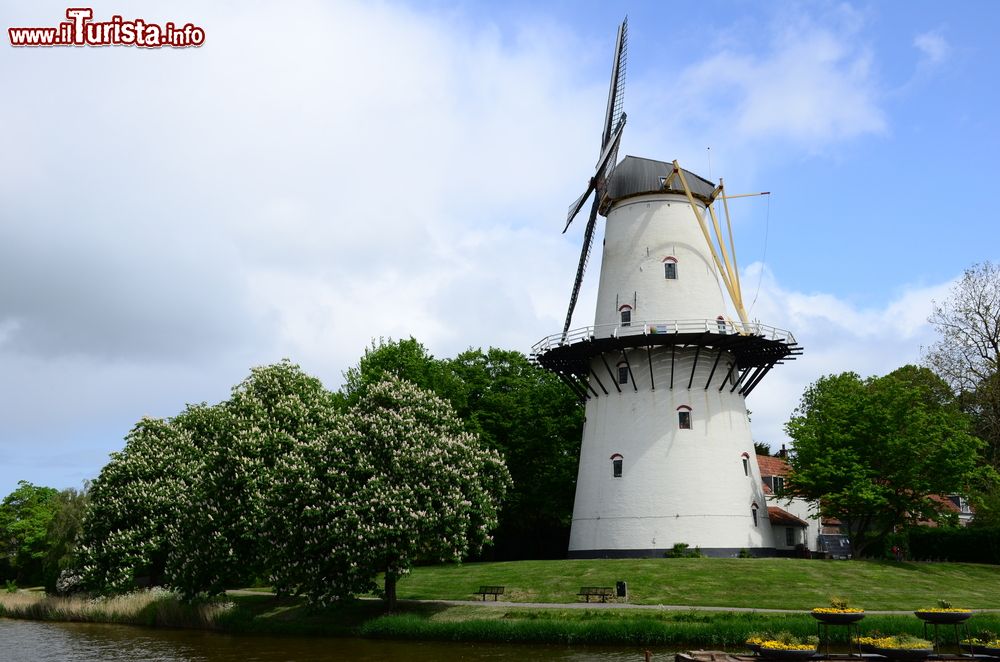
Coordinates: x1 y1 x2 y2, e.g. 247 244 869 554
384 572 397 612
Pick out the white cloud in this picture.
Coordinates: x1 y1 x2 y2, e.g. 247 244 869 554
742 263 953 450
914 31 949 65
630 10 885 162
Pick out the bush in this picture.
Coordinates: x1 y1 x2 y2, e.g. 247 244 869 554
905 526 1000 564
664 543 703 559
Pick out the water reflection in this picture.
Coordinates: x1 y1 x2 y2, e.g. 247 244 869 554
1 619 667 661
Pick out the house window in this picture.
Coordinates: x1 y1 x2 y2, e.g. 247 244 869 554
620 308 631 327
617 363 629 385
785 527 795 546
664 262 677 279
677 406 692 430
751 504 759 527
611 453 623 478
773 476 785 494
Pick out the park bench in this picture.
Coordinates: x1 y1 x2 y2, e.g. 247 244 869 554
577 586 613 603
474 585 505 601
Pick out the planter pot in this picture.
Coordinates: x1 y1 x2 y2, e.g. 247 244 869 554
759 649 817 660
914 610 972 624
745 643 763 654
871 647 934 661
961 644 1000 658
811 611 865 625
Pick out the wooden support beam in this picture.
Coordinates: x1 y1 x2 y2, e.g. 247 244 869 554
600 354 622 393
670 345 676 389
687 344 702 390
705 349 723 390
742 362 776 396
737 365 766 397
588 367 608 396
621 349 638 393
719 362 736 392
557 372 588 401
646 345 656 391
730 366 752 393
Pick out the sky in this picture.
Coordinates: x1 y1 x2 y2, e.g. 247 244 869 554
2 0 999 497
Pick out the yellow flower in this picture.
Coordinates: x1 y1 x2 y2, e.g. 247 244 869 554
812 607 864 613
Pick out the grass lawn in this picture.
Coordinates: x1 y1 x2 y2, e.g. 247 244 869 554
394 558 1000 610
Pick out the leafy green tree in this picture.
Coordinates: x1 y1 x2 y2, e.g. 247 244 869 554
447 348 582 558
785 366 992 557
340 337 465 409
41 485 89 593
0 481 59 586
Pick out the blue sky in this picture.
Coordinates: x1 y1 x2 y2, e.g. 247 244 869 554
2 0 999 497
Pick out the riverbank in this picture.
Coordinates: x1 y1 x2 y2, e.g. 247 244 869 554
5 592 1000 646
3 558 1000 645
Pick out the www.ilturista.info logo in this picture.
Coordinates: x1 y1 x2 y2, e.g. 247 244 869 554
8 8 205 48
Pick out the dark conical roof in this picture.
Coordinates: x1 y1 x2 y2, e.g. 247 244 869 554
601 155 716 215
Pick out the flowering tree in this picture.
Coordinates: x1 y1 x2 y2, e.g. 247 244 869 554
168 360 341 598
266 376 511 608
350 377 511 609
77 414 202 593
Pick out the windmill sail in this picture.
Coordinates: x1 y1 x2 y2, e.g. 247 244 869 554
561 17 627 338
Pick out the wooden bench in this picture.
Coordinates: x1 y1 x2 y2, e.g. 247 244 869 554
577 586 614 602
474 585 505 601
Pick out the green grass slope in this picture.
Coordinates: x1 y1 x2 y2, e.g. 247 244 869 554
397 558 1000 609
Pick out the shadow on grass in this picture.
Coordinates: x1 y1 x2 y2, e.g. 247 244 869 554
222 594 451 636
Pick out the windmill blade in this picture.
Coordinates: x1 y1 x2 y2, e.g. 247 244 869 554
595 113 626 190
600 17 628 150
562 196 601 338
564 112 626 233
563 180 595 233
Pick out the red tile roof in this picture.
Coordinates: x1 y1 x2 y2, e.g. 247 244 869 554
756 454 790 477
767 506 809 527
929 494 961 513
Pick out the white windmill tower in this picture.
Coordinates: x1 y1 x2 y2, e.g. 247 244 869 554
532 19 802 557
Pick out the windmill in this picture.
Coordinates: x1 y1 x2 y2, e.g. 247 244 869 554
561 17 627 339
533 20 804 558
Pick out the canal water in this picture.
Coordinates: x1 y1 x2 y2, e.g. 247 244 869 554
1 618 674 661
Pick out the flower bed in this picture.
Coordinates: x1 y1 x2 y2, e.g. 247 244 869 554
854 636 933 660
758 641 817 660
810 608 865 624
914 608 973 624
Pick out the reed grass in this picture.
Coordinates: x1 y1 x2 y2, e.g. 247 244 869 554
0 589 236 628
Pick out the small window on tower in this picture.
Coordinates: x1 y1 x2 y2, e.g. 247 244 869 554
677 407 692 430
617 363 629 385
621 309 631 327
742 457 749 476
751 504 759 527
664 262 677 279
717 316 728 334
611 453 623 478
